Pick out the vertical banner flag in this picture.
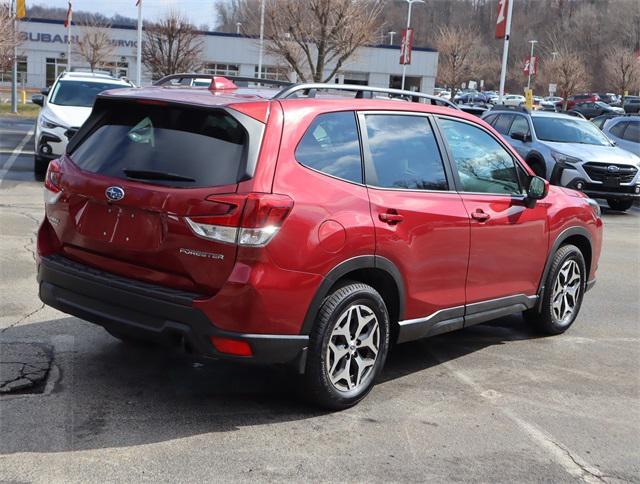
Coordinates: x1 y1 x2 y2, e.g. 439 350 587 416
16 0 26 18
495 0 509 39
523 56 537 75
64 1 72 27
400 28 414 65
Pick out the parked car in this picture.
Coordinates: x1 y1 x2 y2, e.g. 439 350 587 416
571 101 624 119
597 93 620 105
482 106 640 211
565 93 601 110
602 116 640 156
503 94 526 106
540 96 563 111
455 92 490 104
623 96 640 113
591 113 623 130
37 76 603 409
32 71 133 175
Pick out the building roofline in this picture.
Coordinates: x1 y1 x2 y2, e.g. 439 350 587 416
22 17 437 52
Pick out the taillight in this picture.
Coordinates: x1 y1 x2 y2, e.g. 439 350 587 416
43 159 62 204
185 193 293 247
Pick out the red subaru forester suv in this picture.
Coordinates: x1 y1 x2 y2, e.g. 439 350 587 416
37 75 603 409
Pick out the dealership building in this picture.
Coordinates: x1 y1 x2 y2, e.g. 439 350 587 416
4 17 439 92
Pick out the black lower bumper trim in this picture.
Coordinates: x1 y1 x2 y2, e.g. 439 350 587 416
38 255 308 364
583 190 640 200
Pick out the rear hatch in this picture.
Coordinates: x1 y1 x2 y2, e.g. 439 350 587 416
46 97 265 295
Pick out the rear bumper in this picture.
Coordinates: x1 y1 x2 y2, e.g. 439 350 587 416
37 254 308 365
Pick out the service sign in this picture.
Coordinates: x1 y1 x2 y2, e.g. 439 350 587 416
400 28 414 65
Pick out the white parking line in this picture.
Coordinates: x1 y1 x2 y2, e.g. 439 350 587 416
0 129 34 181
430 349 605 483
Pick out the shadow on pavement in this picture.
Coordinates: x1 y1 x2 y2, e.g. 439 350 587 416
0 313 543 454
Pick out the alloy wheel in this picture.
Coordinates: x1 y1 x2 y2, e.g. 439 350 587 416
325 304 380 392
551 259 582 325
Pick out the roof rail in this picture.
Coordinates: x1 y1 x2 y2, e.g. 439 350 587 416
273 83 460 110
489 104 530 114
154 73 293 88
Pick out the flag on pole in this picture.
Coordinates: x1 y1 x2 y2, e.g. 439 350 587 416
495 0 509 39
16 0 26 18
136 0 141 5
399 28 414 65
523 56 537 76
64 1 72 27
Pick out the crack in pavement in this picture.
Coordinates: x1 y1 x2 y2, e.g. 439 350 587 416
1 303 46 334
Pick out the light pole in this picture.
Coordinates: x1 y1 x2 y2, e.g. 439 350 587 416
257 0 265 79
388 31 396 45
236 22 242 35
400 0 424 90
527 39 538 90
551 51 559 61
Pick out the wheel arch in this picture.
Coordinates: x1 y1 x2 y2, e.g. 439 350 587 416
300 256 405 336
525 151 547 178
537 226 593 309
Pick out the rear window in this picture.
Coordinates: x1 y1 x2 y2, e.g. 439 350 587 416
70 103 248 188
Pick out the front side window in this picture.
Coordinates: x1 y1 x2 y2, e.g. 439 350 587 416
622 121 639 142
364 114 448 191
493 114 514 135
50 80 129 107
509 115 530 136
438 118 521 195
609 121 628 138
295 112 362 183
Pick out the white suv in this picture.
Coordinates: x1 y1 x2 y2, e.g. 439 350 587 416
32 71 133 174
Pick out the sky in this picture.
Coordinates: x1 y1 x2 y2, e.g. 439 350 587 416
30 0 222 29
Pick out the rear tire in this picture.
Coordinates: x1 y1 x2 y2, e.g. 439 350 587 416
524 244 586 335
304 282 390 410
34 155 49 177
606 199 633 212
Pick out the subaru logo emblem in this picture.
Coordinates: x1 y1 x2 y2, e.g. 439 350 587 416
607 165 620 173
105 186 125 201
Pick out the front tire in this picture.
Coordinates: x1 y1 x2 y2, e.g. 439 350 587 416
606 199 633 212
524 244 586 335
304 282 390 410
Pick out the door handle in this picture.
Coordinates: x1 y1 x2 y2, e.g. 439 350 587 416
471 209 491 222
379 211 404 225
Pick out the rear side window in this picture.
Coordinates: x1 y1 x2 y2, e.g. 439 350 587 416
70 103 248 187
295 112 362 184
363 114 448 191
483 114 498 126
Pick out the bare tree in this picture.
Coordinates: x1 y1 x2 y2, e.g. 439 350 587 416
543 49 587 110
605 49 640 105
142 11 204 80
435 26 479 98
0 2 20 73
260 0 383 82
75 16 116 72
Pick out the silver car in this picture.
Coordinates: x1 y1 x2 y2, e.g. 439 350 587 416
601 116 639 156
482 107 640 211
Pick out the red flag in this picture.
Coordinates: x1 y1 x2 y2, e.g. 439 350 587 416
495 0 509 39
64 1 72 27
399 28 414 65
523 56 538 75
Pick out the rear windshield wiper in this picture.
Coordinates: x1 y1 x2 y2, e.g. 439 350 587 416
123 169 195 182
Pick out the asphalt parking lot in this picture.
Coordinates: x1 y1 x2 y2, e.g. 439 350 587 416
0 116 638 483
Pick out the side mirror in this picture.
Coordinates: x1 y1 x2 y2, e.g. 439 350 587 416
511 131 530 142
40 87 50 96
31 94 44 107
526 175 549 207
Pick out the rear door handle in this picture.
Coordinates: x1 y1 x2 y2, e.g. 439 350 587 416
379 211 404 225
471 209 491 222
